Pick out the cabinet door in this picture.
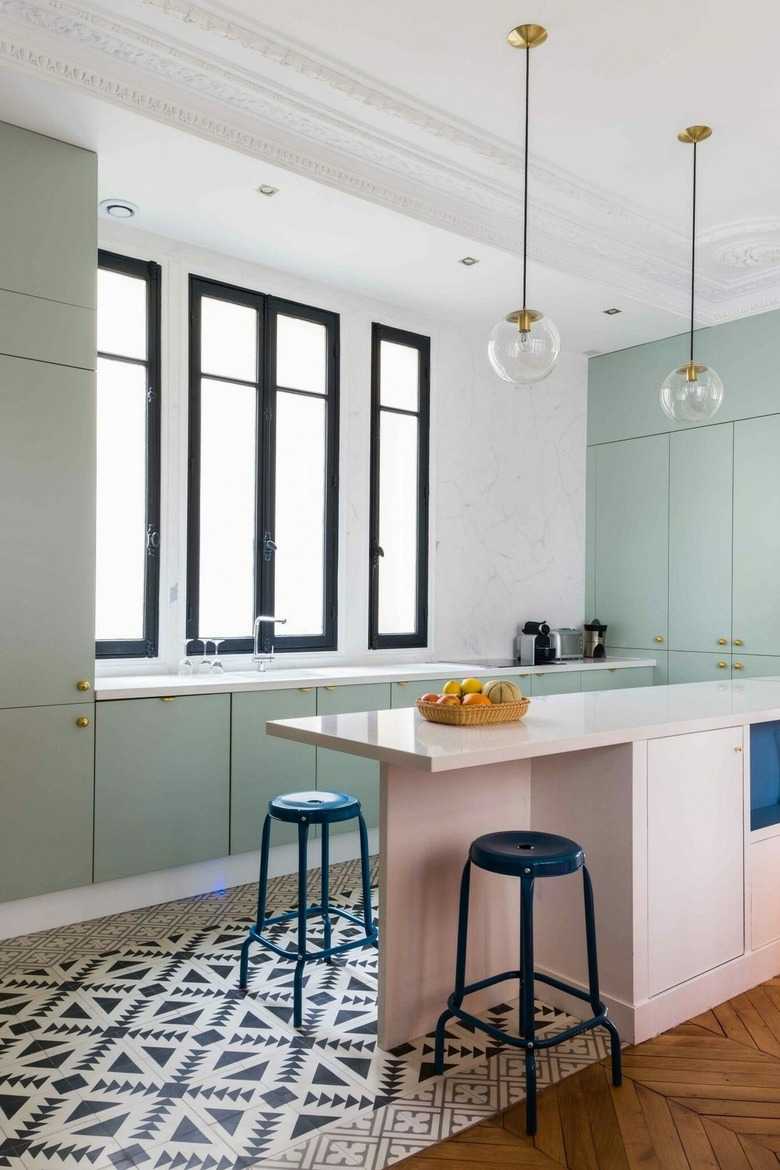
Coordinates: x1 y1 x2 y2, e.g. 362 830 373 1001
391 679 449 707
530 671 581 697
669 425 733 652
611 649 667 686
734 417 780 656
581 667 654 691
734 655 780 680
231 687 317 852
668 652 732 685
594 435 669 650
316 684 392 832
0 705 94 901
0 355 95 709
647 728 744 996
94 695 230 882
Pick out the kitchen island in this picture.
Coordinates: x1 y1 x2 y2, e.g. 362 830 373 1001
268 678 780 1049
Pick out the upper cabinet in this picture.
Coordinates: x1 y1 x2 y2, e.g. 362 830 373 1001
593 435 669 650
733 416 780 656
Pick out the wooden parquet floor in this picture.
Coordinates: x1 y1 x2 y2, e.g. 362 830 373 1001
399 977 780 1169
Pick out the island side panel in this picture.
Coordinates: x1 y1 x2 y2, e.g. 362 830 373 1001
378 758 530 1051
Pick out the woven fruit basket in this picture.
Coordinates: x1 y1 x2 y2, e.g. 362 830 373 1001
415 697 530 725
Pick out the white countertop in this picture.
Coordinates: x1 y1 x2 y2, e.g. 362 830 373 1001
267 678 780 772
94 657 654 700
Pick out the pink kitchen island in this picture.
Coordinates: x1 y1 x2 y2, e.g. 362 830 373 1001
268 679 780 1050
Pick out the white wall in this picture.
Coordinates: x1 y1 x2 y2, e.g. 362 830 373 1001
99 223 587 669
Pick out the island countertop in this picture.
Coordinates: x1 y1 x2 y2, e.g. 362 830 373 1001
267 677 780 771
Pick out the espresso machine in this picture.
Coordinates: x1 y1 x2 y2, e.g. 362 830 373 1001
517 621 557 666
583 618 608 659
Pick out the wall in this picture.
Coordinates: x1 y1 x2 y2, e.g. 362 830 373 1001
99 223 589 668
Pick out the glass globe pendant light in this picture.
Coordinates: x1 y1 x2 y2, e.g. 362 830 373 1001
660 126 724 423
488 24 560 385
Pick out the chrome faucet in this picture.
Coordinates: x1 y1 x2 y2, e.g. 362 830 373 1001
252 615 287 671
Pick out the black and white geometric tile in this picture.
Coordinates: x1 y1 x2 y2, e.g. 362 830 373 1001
0 861 609 1169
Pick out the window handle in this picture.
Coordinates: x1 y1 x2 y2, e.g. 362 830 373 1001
262 532 277 562
371 545 385 560
146 525 160 555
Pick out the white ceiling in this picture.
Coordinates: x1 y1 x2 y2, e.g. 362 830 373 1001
1 0 779 355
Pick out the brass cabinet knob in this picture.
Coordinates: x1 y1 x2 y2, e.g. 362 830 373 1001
299 686 312 692
655 636 664 643
734 662 744 670
733 639 743 646
160 696 175 701
735 746 743 752
397 680 409 686
718 662 728 669
324 685 337 691
76 716 90 728
717 638 727 646
77 680 91 691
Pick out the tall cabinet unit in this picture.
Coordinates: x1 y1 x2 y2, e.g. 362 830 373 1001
0 122 97 902
733 416 780 659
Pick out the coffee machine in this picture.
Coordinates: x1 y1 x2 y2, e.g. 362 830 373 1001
583 618 608 659
517 620 557 667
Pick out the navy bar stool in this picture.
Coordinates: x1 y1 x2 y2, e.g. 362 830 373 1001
434 830 621 1134
239 790 377 1026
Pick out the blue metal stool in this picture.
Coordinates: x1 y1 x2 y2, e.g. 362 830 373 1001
434 830 621 1134
239 790 378 1026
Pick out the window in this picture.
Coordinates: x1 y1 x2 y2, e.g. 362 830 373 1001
96 251 161 658
187 278 339 654
369 324 430 649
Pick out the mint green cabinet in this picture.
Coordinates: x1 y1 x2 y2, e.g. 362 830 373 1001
609 651 668 686
581 667 654 691
733 655 780 680
231 687 317 852
669 425 733 653
531 672 581 697
668 652 732 685
316 683 392 832
94 695 230 882
0 705 94 901
594 435 669 650
391 678 449 707
733 417 780 656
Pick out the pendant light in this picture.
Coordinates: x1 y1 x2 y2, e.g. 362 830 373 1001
488 24 561 385
660 126 724 423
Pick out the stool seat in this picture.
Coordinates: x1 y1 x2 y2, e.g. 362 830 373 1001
269 790 360 825
470 830 584 878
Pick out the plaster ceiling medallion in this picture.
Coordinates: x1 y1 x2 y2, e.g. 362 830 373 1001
715 241 780 268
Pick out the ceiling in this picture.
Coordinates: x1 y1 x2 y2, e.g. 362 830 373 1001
1 0 779 356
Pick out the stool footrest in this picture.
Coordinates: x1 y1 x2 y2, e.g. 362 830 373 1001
247 905 377 964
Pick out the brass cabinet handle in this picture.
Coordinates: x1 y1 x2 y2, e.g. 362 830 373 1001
717 638 727 646
324 685 337 691
519 674 530 678
609 668 617 673
734 662 744 670
160 696 176 701
77 680 91 691
655 636 664 643
397 680 409 686
718 662 728 669
733 639 743 647
76 716 90 728
735 746 743 752
299 686 312 692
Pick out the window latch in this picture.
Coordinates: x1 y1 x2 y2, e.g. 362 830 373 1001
371 545 384 561
146 525 160 556
262 532 277 562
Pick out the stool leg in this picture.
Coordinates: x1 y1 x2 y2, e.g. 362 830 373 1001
357 812 374 938
582 864 622 1087
293 820 310 1028
321 821 332 958
520 876 537 1136
240 813 273 992
434 859 471 1076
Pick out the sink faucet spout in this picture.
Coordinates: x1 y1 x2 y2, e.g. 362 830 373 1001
252 615 287 669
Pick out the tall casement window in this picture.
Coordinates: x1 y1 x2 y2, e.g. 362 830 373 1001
187 277 339 654
96 251 161 658
369 324 430 649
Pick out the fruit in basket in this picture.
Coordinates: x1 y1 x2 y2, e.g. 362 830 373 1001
420 692 439 703
482 679 523 703
461 678 484 694
462 692 491 706
436 693 461 706
442 680 462 696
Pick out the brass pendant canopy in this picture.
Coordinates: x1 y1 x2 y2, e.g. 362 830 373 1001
507 24 548 49
678 125 713 145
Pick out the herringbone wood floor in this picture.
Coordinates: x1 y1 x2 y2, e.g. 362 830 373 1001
398 977 780 1169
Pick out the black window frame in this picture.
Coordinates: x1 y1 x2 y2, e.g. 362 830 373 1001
186 276 340 655
96 249 162 659
368 323 430 650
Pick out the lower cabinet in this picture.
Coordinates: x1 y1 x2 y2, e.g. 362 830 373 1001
647 727 744 996
611 649 668 686
94 694 230 882
391 678 449 707
531 671 581 697
751 835 780 949
581 666 654 691
231 687 316 852
0 704 94 901
316 683 392 833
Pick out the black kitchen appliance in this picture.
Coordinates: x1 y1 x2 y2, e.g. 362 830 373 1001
583 618 608 659
517 620 557 666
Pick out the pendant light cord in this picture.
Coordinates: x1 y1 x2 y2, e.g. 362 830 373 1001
690 141 697 363
522 44 530 310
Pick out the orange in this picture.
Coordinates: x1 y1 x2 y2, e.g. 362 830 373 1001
462 692 491 706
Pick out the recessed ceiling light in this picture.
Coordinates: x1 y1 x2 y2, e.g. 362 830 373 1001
458 256 479 266
257 185 280 197
99 198 139 219
603 307 622 315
